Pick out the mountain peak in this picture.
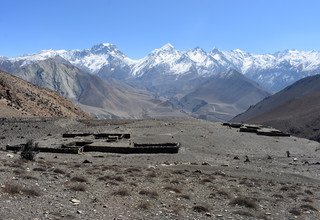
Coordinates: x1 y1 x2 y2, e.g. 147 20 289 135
90 43 119 54
152 43 175 53
191 46 206 53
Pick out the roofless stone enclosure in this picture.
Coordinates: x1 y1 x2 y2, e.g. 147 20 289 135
6 132 180 154
222 123 290 137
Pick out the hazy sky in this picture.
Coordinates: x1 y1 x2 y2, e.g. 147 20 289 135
1 0 319 58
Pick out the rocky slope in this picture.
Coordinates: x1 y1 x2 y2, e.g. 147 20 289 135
232 74 320 141
0 70 89 118
179 70 270 121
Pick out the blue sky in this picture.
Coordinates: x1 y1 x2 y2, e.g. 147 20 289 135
1 0 319 58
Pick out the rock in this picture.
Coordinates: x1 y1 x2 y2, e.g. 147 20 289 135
71 199 80 205
6 154 14 158
77 210 82 214
233 156 239 160
82 159 92 164
244 155 250 162
202 162 210 166
286 151 290 158
216 214 223 218
205 212 212 217
221 164 229 167
293 158 298 161
267 155 272 160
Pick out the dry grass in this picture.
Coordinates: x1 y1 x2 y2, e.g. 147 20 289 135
300 204 318 212
124 167 141 173
2 182 41 196
164 186 182 193
289 207 301 216
33 167 46 172
301 197 313 203
233 210 254 217
193 205 209 213
146 171 157 178
22 187 41 196
53 168 66 174
170 179 181 185
13 169 24 175
97 175 124 182
137 201 151 210
70 176 88 183
210 189 232 199
304 189 313 195
200 178 212 184
20 174 38 180
2 182 22 194
230 196 257 209
69 183 87 192
112 188 130 197
177 194 191 200
139 189 159 198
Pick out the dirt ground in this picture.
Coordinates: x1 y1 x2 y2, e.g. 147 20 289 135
0 117 320 220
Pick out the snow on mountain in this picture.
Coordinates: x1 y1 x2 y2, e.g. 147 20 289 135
131 43 193 77
2 43 320 92
8 43 135 74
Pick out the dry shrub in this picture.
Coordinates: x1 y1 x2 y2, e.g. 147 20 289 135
172 170 186 175
137 201 151 210
53 168 66 174
21 187 41 196
170 179 181 185
20 139 38 161
289 207 301 216
21 175 38 180
125 167 141 173
33 167 46 172
193 205 209 213
112 188 130 196
164 186 182 193
272 194 284 199
146 171 157 178
304 189 313 195
230 197 257 209
301 197 313 203
2 182 22 194
233 210 254 217
2 182 41 196
300 204 318 212
177 194 190 200
139 189 158 198
69 183 87 192
210 189 232 199
13 169 24 175
70 176 88 183
97 175 124 182
200 178 212 184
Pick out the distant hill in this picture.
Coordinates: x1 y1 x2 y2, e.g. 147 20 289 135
232 74 320 141
179 70 270 121
0 59 186 119
0 70 89 118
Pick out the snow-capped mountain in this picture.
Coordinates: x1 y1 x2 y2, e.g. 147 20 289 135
9 43 135 75
2 43 320 93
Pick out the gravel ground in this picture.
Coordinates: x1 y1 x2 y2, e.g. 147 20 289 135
0 117 320 219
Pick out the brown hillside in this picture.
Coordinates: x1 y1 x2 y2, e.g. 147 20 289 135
0 70 89 118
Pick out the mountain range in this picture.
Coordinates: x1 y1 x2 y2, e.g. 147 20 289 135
1 43 319 120
4 43 320 92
